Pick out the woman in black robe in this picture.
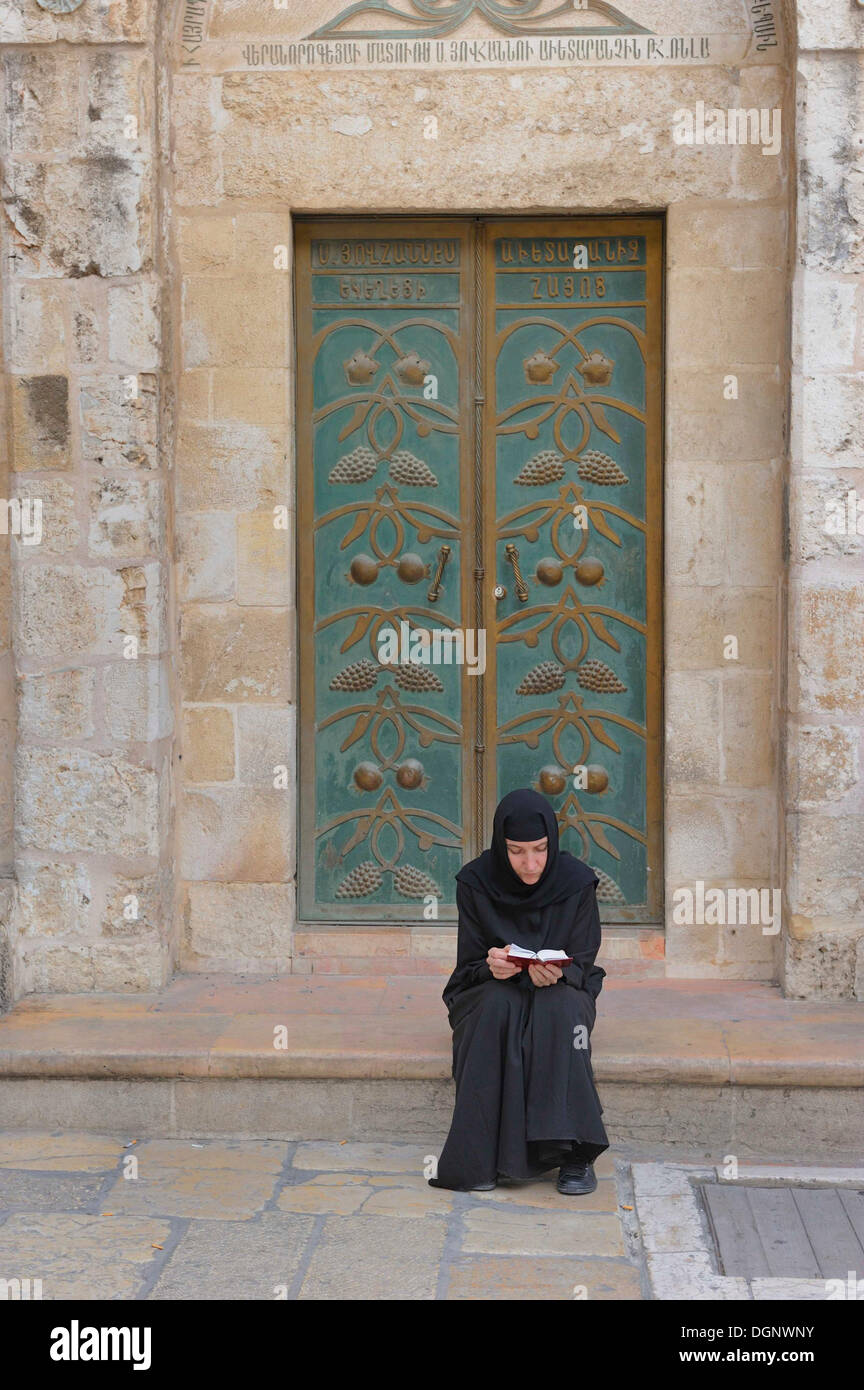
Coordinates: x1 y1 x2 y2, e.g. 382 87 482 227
428 787 609 1195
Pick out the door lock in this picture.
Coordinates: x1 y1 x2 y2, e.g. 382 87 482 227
493 583 507 601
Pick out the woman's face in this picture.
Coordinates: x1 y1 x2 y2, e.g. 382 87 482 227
505 837 548 884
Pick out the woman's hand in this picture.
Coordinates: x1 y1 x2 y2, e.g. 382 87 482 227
488 946 521 980
527 960 563 987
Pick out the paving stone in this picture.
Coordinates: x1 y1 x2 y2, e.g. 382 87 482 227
103 1140 284 1219
148 1213 316 1299
292 1141 433 1174
298 1213 447 1299
722 1165 864 1186
647 1251 751 1301
104 1165 280 1221
636 1193 708 1252
632 1161 711 1195
124 1138 286 1171
446 1256 643 1300
472 1176 620 1213
0 1212 172 1299
276 1172 453 1217
0 1132 125 1171
0 1170 106 1212
461 1208 625 1257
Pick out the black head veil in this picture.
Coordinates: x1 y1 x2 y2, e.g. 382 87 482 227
455 787 597 915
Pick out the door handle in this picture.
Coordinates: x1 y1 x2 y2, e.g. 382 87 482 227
504 543 529 602
427 544 451 602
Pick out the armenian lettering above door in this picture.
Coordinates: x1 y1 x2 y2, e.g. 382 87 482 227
295 218 662 924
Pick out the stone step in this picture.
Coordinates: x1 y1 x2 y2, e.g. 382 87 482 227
0 976 861 1159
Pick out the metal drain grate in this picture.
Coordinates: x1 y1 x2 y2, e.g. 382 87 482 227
698 1182 864 1279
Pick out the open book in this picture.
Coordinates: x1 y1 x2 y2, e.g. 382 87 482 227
505 945 573 970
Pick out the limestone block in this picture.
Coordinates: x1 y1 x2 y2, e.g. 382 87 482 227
170 78 224 207
796 53 864 274
18 562 166 661
791 813 864 881
665 468 725 585
176 420 285 511
12 476 78 554
788 874 864 921
21 939 167 993
666 366 783 463
79 374 159 471
70 280 102 365
16 747 160 856
182 276 287 368
722 674 775 787
178 370 210 423
667 203 786 269
665 672 721 782
102 869 171 939
177 214 236 272
665 794 776 880
724 461 782 586
182 882 293 962
0 0 154 43
176 513 236 601
794 583 864 714
17 862 91 939
217 67 745 209
84 47 152 154
785 725 859 805
9 282 67 371
88 475 164 558
731 66 786 199
90 939 168 990
180 605 291 702
179 787 292 881
107 281 160 370
236 705 294 786
666 588 775 670
3 151 152 280
16 564 120 659
237 510 291 605
783 932 857 999
797 1 864 50
102 658 172 742
794 270 858 372
10 376 69 471
182 706 235 782
799 374 864 470
791 473 864 563
211 369 288 430
668 269 785 367
1 49 78 152
17 668 96 742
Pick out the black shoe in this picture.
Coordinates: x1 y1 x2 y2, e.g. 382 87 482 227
467 1181 497 1191
557 1160 597 1195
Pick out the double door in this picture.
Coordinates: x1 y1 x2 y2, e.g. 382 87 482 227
295 216 662 924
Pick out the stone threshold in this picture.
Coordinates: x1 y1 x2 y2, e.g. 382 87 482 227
0 975 860 1085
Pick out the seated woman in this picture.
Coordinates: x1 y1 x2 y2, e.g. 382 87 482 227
428 786 609 1195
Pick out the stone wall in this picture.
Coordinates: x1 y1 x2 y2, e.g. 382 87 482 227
0 0 860 1000
784 0 864 996
1 0 174 995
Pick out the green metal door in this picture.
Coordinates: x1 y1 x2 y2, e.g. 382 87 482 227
484 220 662 923
295 217 662 925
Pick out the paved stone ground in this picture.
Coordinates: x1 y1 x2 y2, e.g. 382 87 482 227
0 1132 644 1300
3 1132 859 1300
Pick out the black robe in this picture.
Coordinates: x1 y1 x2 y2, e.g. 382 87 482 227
429 876 609 1190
